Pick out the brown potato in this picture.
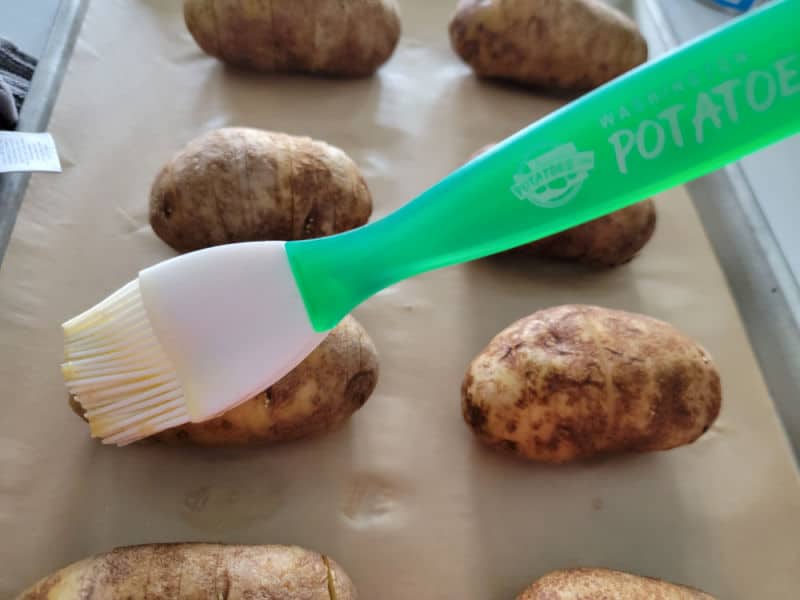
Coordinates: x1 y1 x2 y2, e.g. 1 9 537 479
471 143 656 266
16 543 357 600
518 568 716 599
184 0 401 77
521 200 657 267
449 0 648 91
150 127 373 253
70 316 379 446
462 305 721 463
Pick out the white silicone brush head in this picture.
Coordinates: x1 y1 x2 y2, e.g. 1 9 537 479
62 241 327 446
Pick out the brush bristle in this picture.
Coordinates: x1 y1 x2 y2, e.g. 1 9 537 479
62 280 190 446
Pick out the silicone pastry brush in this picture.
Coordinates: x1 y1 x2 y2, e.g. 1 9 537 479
63 0 800 445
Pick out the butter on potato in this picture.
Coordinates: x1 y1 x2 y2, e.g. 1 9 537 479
462 305 721 463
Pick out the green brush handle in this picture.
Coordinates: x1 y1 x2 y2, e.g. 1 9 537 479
287 0 800 332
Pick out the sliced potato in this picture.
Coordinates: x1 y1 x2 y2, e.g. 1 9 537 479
184 0 401 76
150 128 372 253
16 543 357 600
70 316 379 446
449 0 648 90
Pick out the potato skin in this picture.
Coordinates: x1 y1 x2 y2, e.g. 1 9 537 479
69 316 379 446
449 0 648 90
470 143 656 266
518 568 716 599
150 127 372 253
184 0 401 76
521 200 657 267
462 305 721 463
159 316 378 445
16 543 357 600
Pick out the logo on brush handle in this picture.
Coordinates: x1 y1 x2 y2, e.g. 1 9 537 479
511 143 596 208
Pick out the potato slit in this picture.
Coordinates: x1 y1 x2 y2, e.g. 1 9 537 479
582 308 617 449
213 544 225 599
208 0 223 59
219 548 235 600
309 0 319 73
268 0 281 71
356 326 364 376
285 135 299 238
253 0 274 70
641 326 659 445
343 151 364 236
240 129 255 238
322 555 337 600
210 138 236 244
174 547 185 599
77 553 94 599
235 129 251 240
143 545 155 598
341 0 354 78
165 161 183 238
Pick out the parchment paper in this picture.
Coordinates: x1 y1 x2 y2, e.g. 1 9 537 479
1 1 798 598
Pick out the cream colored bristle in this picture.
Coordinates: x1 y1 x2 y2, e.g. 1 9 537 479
62 280 189 446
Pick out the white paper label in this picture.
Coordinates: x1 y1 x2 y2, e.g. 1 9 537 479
0 132 62 174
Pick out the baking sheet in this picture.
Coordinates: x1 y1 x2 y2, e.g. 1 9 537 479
1 0 799 598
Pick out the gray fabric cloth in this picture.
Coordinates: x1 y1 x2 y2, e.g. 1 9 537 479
0 76 17 128
0 38 37 130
